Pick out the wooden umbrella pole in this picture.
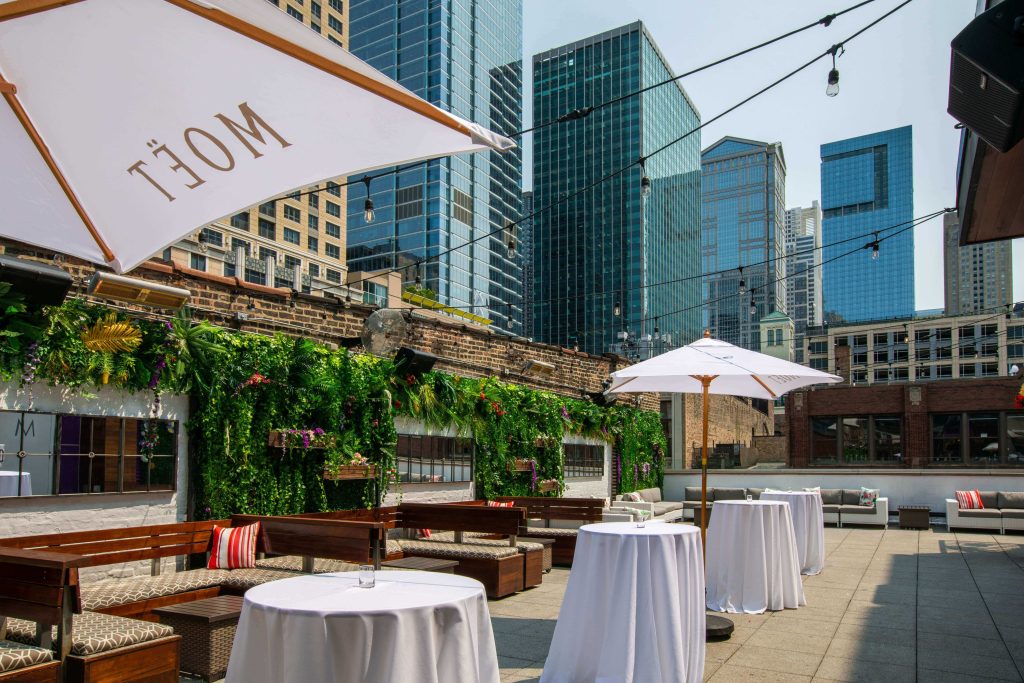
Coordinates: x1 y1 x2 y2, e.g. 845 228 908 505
694 373 716 563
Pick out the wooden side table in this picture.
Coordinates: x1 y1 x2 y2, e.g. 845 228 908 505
898 506 931 529
381 556 459 573
154 594 243 681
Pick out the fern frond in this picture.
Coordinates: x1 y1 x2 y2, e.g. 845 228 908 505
81 313 142 353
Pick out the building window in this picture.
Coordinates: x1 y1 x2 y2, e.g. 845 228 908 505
325 201 341 217
284 254 301 271
311 1 321 18
914 329 930 343
893 348 908 362
874 350 888 363
198 228 223 247
308 236 319 253
396 185 424 220
936 364 952 378
1008 344 1024 359
308 263 320 278
917 348 931 361
874 369 890 382
936 328 952 340
283 228 301 245
563 443 604 478
328 15 342 33
329 0 342 11
258 246 277 262
852 352 867 366
308 215 319 231
326 181 341 197
245 267 266 286
811 415 903 466
452 188 473 225
258 218 275 240
325 243 341 260
259 201 276 217
936 346 952 360
1008 326 1024 340
287 5 303 21
309 193 319 209
808 341 827 355
190 253 206 271
283 205 301 222
230 213 250 231
810 358 828 371
853 334 868 347
326 222 341 238
395 433 472 483
852 369 868 384
326 268 341 283
915 366 931 380
873 333 888 346
960 364 976 377
0 411 178 496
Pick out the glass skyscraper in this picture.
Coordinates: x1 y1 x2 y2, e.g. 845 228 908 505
346 0 524 334
532 22 702 355
820 126 914 323
700 137 786 349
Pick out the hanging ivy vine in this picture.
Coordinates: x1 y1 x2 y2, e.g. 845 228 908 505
0 296 666 516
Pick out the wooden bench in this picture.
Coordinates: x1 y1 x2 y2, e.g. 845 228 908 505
492 497 604 566
380 557 459 573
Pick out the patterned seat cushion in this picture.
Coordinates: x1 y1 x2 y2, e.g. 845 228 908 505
0 640 52 673
6 612 173 657
522 527 579 538
217 568 303 591
398 539 520 560
432 531 544 552
81 569 231 610
255 556 361 574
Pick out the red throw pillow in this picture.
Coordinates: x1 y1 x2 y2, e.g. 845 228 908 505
486 500 513 507
208 522 260 569
418 528 432 538
955 489 984 510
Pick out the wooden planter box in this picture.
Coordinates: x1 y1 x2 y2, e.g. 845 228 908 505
268 430 336 449
509 459 535 472
537 480 558 493
324 464 378 481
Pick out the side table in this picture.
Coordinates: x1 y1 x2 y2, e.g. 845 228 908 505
898 506 930 529
154 594 243 681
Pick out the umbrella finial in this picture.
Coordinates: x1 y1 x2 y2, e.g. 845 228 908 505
703 329 711 338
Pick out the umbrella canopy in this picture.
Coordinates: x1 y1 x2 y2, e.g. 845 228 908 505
0 0 514 273
607 336 842 398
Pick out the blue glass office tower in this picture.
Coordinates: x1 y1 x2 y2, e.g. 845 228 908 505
532 23 702 355
701 137 787 349
347 0 524 334
820 126 914 323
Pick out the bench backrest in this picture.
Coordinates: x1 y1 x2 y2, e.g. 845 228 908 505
230 514 386 568
397 502 526 537
0 547 82 660
493 497 604 522
292 506 401 529
0 521 227 568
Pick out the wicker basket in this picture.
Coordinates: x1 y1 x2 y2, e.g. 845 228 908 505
158 613 238 681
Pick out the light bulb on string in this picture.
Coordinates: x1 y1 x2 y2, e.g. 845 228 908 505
613 300 621 317
826 45 842 97
738 266 746 295
639 157 651 198
362 176 375 223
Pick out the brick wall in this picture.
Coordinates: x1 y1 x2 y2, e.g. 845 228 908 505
679 393 774 467
787 377 1022 467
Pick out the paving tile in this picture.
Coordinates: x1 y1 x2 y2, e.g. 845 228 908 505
707 663 812 682
759 616 840 638
832 622 914 646
917 645 1022 680
824 635 915 666
705 639 741 663
746 628 832 655
725 644 823 676
702 659 723 681
813 655 916 683
917 667 1023 682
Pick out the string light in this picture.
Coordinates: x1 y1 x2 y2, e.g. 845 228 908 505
640 158 652 198
826 46 841 97
362 176 375 223
738 267 746 295
613 301 622 317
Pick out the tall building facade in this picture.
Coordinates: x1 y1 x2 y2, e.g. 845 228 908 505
165 1 351 295
520 191 535 339
820 126 914 323
784 202 822 363
346 0 524 334
943 212 1013 315
532 23 702 356
701 137 786 349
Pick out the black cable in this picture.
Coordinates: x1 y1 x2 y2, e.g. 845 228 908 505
325 0 915 298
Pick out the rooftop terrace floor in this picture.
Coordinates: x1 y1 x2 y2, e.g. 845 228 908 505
191 526 1024 682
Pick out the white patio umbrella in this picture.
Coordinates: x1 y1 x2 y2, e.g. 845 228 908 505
0 0 514 273
608 331 842 558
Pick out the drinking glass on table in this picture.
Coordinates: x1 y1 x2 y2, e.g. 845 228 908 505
358 565 375 588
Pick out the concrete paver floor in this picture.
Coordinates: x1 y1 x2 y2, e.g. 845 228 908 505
185 526 1024 682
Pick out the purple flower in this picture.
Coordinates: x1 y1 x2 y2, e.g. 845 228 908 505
313 427 325 435
530 460 538 491
301 432 311 448
561 406 570 420
166 321 174 331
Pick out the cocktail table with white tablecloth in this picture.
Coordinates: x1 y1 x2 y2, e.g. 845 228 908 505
705 500 805 614
760 490 825 575
0 471 31 496
541 522 705 683
225 570 499 683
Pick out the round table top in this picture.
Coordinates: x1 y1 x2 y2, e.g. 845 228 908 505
580 522 702 537
0 471 29 477
242 570 486 616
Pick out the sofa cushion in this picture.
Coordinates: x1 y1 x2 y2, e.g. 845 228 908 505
255 555 362 574
622 491 644 502
431 531 545 553
839 505 876 515
208 522 260 570
842 489 862 505
522 527 578 538
684 486 705 502
820 489 843 505
956 489 984 509
997 491 1024 509
979 491 999 509
714 488 746 501
651 501 684 516
746 487 765 500
398 539 520 560
81 569 231 610
6 612 173 657
859 488 880 507
1001 509 1024 519
959 509 1001 519
638 488 661 503
217 568 303 591
0 640 52 673
822 504 841 514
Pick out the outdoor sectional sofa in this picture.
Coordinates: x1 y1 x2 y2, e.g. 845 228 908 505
946 491 1024 534
674 486 889 528
611 487 686 521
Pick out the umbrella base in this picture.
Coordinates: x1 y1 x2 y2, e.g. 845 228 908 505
706 614 734 640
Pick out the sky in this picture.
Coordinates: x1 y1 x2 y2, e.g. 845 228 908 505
521 0 1022 312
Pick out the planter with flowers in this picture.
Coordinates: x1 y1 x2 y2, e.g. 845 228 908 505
324 452 378 481
537 478 559 493
509 458 536 472
268 427 336 450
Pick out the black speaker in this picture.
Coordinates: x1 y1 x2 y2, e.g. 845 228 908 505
394 346 437 375
948 0 1024 152
0 255 72 307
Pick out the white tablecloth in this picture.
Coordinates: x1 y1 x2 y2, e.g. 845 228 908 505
542 522 705 683
0 471 31 497
761 491 825 575
226 570 499 683
706 501 805 614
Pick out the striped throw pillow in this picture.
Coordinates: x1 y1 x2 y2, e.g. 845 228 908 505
955 489 984 510
487 500 514 508
207 522 260 570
